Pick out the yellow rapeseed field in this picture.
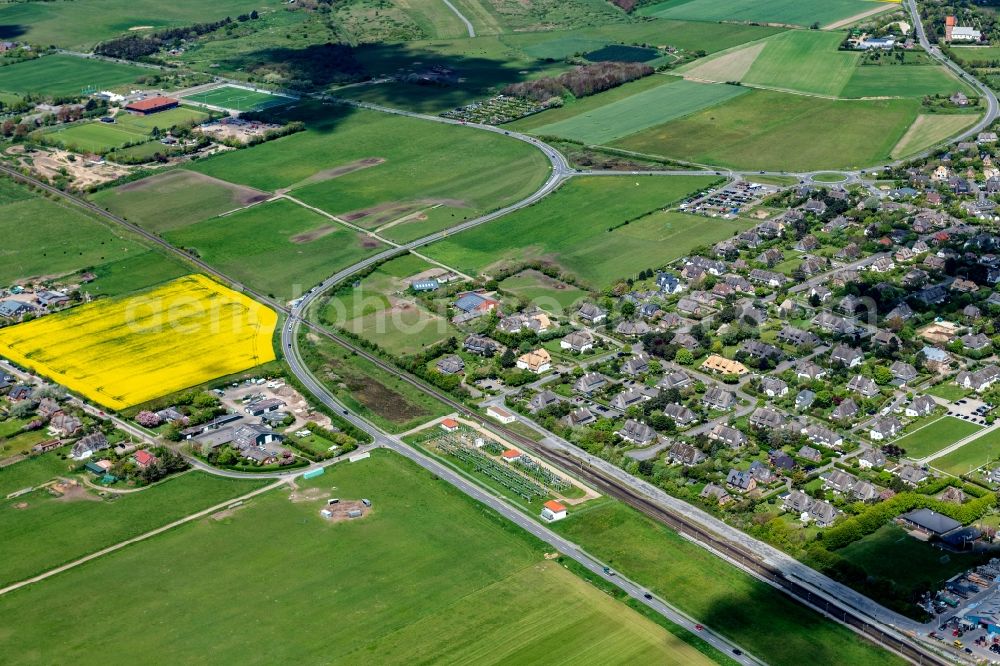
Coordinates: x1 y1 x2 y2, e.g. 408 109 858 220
0 274 277 410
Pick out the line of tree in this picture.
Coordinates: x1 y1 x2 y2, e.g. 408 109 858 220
503 62 654 103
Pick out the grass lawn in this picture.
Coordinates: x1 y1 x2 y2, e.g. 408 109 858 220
528 77 750 145
0 471 268 587
838 524 988 594
0 0 281 49
0 449 78 497
0 184 153 285
614 89 918 171
71 250 192 298
165 198 387 301
811 172 848 183
0 451 719 665
188 105 549 228
299 332 452 432
0 429 52 461
376 203 478 244
499 269 589 314
321 255 460 357
182 85 292 112
91 169 270 232
113 106 210 133
896 416 982 459
740 30 861 97
890 113 980 159
0 55 145 96
555 499 904 666
926 382 971 402
842 64 971 99
505 20 785 60
932 428 1000 476
423 176 735 288
37 121 148 154
637 0 889 28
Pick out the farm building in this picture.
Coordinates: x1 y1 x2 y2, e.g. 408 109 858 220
125 96 180 115
540 500 567 522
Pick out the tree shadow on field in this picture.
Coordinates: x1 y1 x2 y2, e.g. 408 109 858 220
0 25 27 40
220 40 563 114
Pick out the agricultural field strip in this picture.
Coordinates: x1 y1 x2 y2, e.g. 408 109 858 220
0 478 285 597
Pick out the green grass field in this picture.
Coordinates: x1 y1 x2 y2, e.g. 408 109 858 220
932 428 1000 476
0 0 282 49
838 524 987 595
37 121 148 153
188 105 549 226
113 106 210 133
896 416 982 460
165 198 386 301
499 269 589 314
91 169 270 232
72 250 193 298
505 20 785 60
376 203 478 244
0 55 145 96
0 452 719 664
926 383 971 401
614 89 918 171
183 85 292 112
741 31 860 97
891 113 980 159
0 448 78 497
637 0 890 28
423 176 747 288
555 499 904 666
842 63 970 98
529 77 750 145
0 470 267 587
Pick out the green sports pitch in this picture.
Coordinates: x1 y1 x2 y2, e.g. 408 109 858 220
182 85 292 112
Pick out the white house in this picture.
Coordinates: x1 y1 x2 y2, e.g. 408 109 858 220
540 500 567 522
486 405 516 424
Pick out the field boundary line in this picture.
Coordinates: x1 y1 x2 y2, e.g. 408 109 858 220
278 194 398 246
0 479 287 597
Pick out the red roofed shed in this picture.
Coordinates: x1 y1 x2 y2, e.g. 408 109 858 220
125 96 179 115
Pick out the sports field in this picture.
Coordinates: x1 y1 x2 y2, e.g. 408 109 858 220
613 89 918 171
165 198 387 301
0 452 715 665
891 113 979 159
896 416 982 460
37 121 148 154
529 78 749 145
0 471 266 587
637 0 891 29
183 85 293 112
0 55 145 97
0 275 277 410
91 169 270 232
423 176 747 288
188 105 549 225
555 500 904 666
932 429 1000 476
113 106 209 133
0 0 280 49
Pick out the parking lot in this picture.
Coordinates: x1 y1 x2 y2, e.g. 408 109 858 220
948 397 992 426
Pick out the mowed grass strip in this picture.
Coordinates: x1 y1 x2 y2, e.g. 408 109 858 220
165 198 387 300
0 274 277 410
614 89 917 171
91 169 271 232
423 176 747 288
530 78 749 145
742 30 861 97
896 416 982 459
637 0 885 28
555 500 905 666
891 113 979 159
932 428 1000 476
0 55 144 96
37 122 147 153
0 451 718 665
0 471 268 587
